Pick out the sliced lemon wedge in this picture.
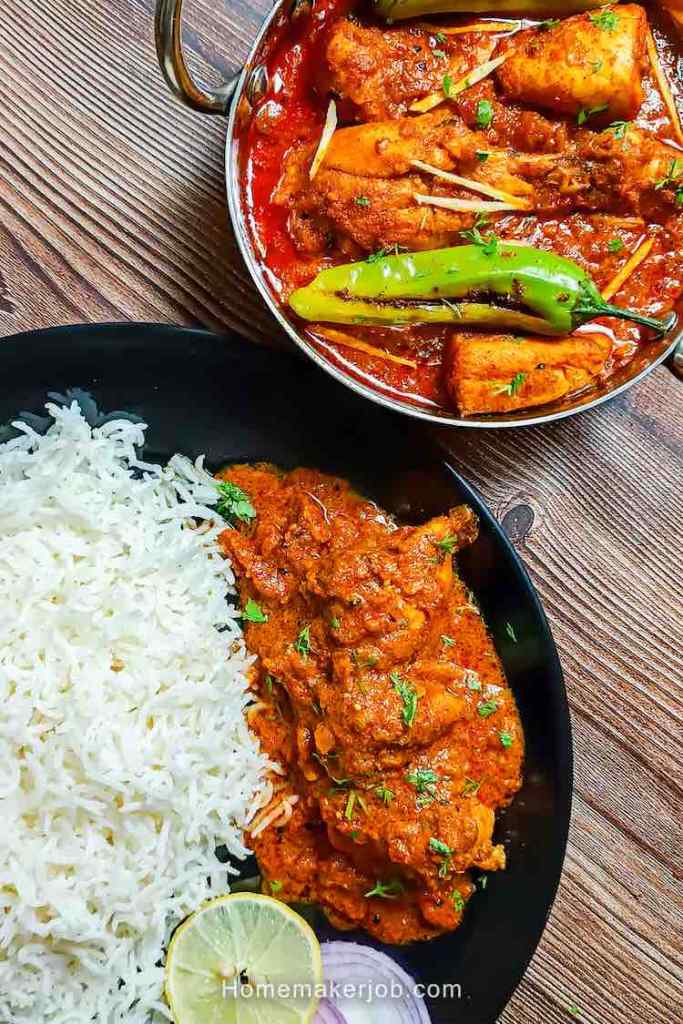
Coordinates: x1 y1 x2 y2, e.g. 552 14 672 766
165 892 322 1024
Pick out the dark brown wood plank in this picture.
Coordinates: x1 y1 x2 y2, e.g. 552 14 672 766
0 3 681 1023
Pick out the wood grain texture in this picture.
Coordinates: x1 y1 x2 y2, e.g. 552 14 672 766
0 2 681 1023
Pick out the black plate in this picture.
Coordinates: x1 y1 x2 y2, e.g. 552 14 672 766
0 324 572 1024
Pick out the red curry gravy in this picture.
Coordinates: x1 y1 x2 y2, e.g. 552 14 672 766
219 464 523 943
238 0 683 416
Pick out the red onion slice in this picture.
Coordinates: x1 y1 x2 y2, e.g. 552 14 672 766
316 941 432 1024
313 998 348 1024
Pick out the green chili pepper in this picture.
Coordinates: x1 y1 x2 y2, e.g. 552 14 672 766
289 244 674 337
373 0 610 21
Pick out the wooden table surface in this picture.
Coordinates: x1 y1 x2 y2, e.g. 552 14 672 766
0 1 681 1021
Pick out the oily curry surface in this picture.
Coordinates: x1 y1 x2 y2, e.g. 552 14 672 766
218 464 523 944
240 0 683 418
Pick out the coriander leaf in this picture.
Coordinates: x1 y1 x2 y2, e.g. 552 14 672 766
590 60 603 74
538 17 559 29
365 878 404 899
436 533 459 553
567 1006 581 1019
354 195 371 207
294 624 311 659
465 670 482 691
590 7 619 31
242 598 268 623
477 700 499 718
269 880 283 893
429 837 452 856
433 49 447 59
499 730 514 748
441 634 456 647
330 616 341 629
607 238 624 253
391 672 419 727
476 99 494 129
216 480 256 524
442 74 453 99
405 767 439 793
609 120 630 140
434 31 446 44
493 371 526 396
451 890 465 912
375 784 395 806
462 776 481 796
459 225 500 255
654 158 683 191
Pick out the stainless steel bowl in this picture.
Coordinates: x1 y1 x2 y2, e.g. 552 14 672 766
155 0 683 427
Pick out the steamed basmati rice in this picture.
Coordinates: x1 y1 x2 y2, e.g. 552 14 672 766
0 401 269 1022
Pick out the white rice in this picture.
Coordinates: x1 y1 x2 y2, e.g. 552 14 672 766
0 401 269 1023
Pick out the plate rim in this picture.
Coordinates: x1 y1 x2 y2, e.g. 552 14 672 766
0 321 574 1021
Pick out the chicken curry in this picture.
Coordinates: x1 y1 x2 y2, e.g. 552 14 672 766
239 0 683 417
218 464 523 944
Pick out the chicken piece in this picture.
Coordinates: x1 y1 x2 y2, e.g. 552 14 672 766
497 4 647 121
277 105 682 256
322 107 479 178
447 332 612 416
322 17 495 122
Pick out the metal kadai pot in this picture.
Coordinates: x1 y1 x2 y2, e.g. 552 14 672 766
155 0 683 428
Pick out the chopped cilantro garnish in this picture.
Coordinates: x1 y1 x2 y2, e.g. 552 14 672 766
451 890 465 912
590 7 619 31
493 372 526 397
375 784 395 806
478 700 499 718
441 634 456 647
354 195 371 207
577 103 608 126
429 837 453 877
294 624 311 659
607 238 625 253
216 480 255 524
499 730 514 748
459 225 500 255
462 777 481 796
330 616 341 629
433 48 447 59
269 880 283 893
442 73 454 98
567 1006 581 1019
391 672 418 727
537 17 559 30
434 31 446 44
365 878 404 899
475 99 494 129
590 60 603 74
654 158 683 195
609 120 630 140
436 533 459 553
241 599 268 623
405 768 439 793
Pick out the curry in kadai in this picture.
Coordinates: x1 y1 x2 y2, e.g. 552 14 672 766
218 464 523 944
240 0 683 417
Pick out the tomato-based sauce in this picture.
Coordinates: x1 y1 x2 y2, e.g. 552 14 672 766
219 464 523 943
238 2 683 416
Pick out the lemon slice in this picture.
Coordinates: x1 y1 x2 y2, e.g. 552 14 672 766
165 892 322 1024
